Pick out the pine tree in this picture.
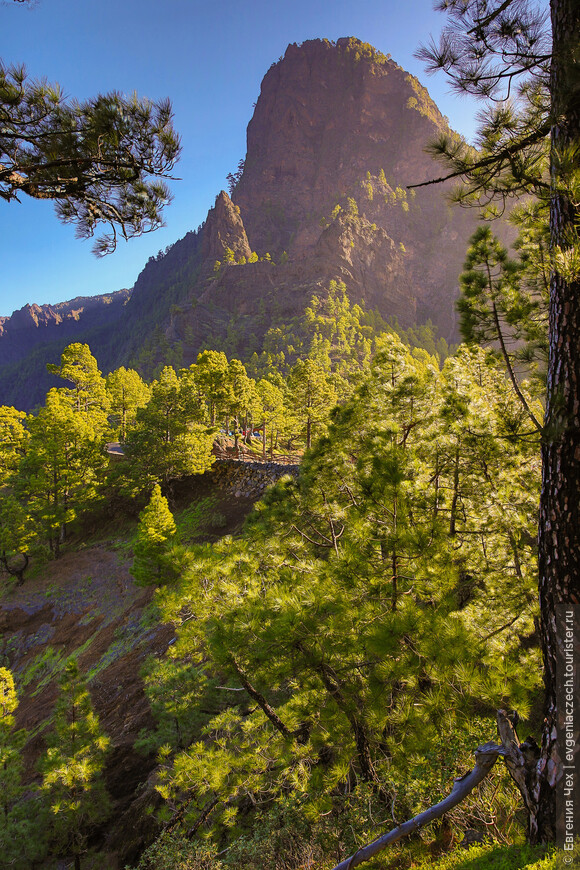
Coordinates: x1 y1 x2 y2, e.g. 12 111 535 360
256 379 284 458
226 359 254 451
417 0 580 840
124 366 215 489
40 659 110 870
146 338 541 845
132 483 177 585
0 406 28 487
0 406 32 584
458 225 543 430
20 388 106 557
0 495 32 585
287 358 337 449
186 350 231 426
0 668 47 867
0 54 180 255
105 366 151 442
46 343 109 423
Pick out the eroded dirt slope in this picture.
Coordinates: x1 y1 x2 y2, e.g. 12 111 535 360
0 473 260 867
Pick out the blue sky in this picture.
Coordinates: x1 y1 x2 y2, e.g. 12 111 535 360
0 0 484 318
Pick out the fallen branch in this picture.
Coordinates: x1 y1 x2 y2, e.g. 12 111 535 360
330 733 508 870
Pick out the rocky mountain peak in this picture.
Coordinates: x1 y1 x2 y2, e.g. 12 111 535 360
233 37 450 260
200 190 252 266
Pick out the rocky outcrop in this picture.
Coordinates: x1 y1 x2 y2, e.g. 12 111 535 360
166 37 476 359
235 38 448 253
200 191 252 267
227 37 475 336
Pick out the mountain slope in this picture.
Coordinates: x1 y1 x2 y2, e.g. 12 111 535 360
0 38 480 410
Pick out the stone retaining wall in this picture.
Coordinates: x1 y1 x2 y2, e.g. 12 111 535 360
210 458 299 499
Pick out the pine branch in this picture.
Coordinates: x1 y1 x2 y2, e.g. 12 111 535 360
467 0 519 35
229 656 294 739
407 121 550 191
490 300 543 431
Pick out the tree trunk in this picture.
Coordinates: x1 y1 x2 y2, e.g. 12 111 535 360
534 0 580 845
0 552 29 586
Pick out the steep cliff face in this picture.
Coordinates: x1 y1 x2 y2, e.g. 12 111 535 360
229 37 472 334
0 38 481 408
167 37 474 362
235 38 448 253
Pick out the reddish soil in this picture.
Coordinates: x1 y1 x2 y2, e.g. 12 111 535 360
1 545 171 780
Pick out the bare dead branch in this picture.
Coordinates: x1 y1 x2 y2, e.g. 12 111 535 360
330 739 504 870
330 706 544 870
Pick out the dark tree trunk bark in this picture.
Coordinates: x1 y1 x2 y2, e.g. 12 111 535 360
534 0 580 845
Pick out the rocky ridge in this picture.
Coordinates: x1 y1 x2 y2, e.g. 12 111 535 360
0 289 131 366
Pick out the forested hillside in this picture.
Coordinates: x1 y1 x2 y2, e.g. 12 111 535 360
0 211 564 868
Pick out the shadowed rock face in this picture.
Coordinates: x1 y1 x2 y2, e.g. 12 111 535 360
0 38 481 409
235 38 450 255
169 38 477 354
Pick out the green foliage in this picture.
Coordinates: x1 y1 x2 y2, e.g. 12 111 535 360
47 342 109 422
0 668 22 815
0 408 32 582
139 338 541 861
226 158 245 196
187 349 231 426
407 842 569 870
287 357 337 448
0 321 548 867
404 73 447 128
106 366 151 441
132 484 177 585
415 1 551 211
0 62 180 254
0 668 47 868
123 365 215 489
0 406 28 485
20 387 107 556
174 496 223 544
337 37 392 68
0 493 33 584
256 378 285 457
458 216 549 399
40 658 110 868
132 832 224 870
